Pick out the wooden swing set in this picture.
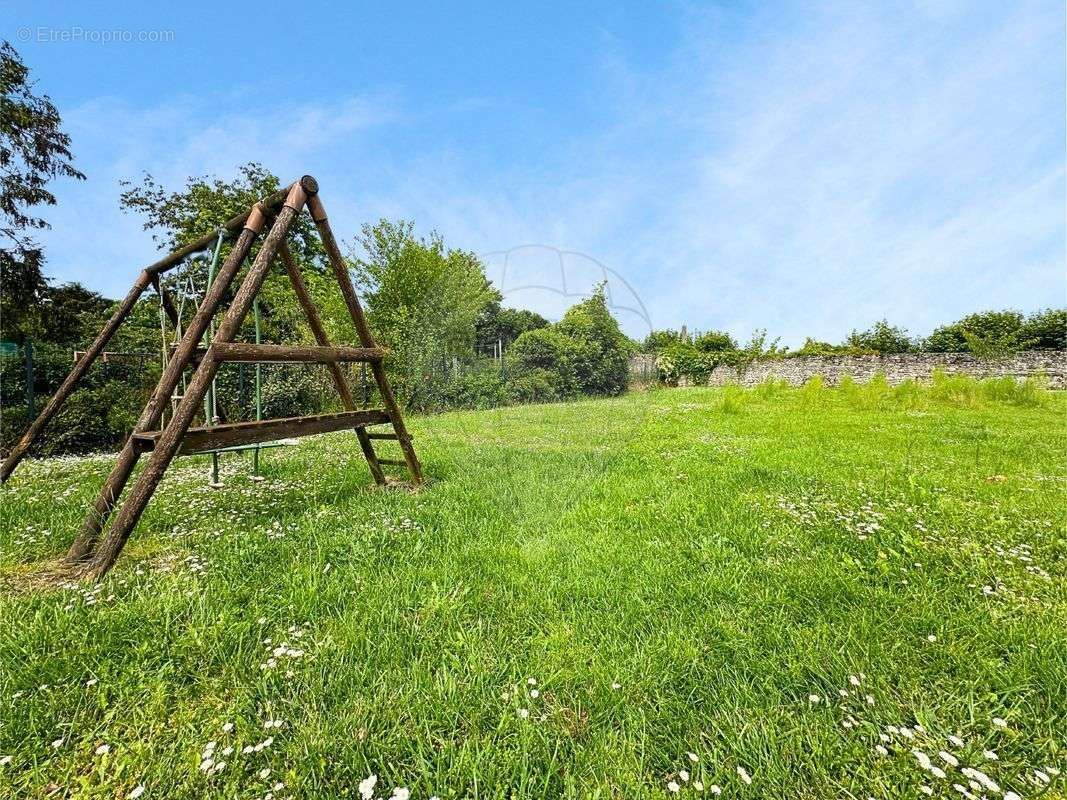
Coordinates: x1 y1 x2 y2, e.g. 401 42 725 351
0 176 422 580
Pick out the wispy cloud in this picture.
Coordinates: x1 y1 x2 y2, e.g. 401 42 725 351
29 0 1065 345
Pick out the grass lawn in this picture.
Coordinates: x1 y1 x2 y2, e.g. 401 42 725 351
1 382 1064 799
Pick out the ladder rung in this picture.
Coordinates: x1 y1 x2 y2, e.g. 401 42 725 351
212 343 385 364
132 409 391 455
377 458 407 467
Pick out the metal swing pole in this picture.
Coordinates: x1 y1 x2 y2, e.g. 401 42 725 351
204 229 226 488
252 297 263 479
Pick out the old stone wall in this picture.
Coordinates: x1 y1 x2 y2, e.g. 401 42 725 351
631 351 1066 389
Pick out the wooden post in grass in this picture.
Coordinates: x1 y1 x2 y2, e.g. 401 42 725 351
277 242 387 485
81 180 314 579
66 212 267 562
0 273 152 484
307 194 423 485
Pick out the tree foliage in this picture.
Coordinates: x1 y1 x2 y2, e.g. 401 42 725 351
0 41 85 263
475 300 548 352
846 320 915 354
349 219 497 401
0 40 86 341
641 329 683 353
693 330 738 353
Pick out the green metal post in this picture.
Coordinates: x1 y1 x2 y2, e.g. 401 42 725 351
25 339 35 417
253 297 262 477
203 231 225 487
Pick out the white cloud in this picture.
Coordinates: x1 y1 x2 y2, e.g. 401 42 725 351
28 0 1065 346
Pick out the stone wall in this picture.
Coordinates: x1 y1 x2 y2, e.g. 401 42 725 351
631 351 1067 389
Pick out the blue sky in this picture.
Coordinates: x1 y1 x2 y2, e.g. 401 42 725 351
6 0 1065 344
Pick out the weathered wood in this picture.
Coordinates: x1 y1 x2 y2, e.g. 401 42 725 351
212 342 385 363
142 188 290 275
277 243 386 485
0 270 153 484
132 409 391 454
66 221 264 563
309 196 424 485
80 181 312 578
151 274 180 327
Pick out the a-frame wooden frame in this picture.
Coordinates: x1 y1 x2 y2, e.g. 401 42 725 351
2 176 422 579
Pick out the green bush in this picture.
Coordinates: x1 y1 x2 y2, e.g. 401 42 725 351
508 328 584 399
505 368 560 405
555 286 635 395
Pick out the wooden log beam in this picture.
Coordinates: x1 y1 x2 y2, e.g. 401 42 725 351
82 178 315 579
131 409 391 455
66 209 268 563
307 194 424 485
0 270 152 483
143 187 291 276
277 242 386 485
212 342 385 363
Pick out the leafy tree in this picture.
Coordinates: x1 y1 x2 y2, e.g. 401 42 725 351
846 320 914 354
350 219 496 400
641 329 682 353
924 310 1025 354
1018 308 1066 350
475 299 547 352
693 330 737 353
508 327 584 398
555 284 635 395
118 163 330 346
38 282 112 345
792 338 844 357
0 40 86 341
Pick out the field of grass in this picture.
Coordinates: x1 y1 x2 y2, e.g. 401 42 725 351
1 379 1065 799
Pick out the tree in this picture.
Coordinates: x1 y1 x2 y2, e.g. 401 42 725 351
475 299 548 352
508 327 584 398
1018 308 1066 350
350 219 497 398
693 329 737 353
846 320 914 354
0 40 86 341
924 310 1025 354
555 284 635 395
641 329 682 353
118 163 329 345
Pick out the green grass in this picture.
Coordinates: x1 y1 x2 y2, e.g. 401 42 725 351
1 382 1064 799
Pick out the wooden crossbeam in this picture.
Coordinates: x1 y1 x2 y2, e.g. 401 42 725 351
376 458 407 467
131 409 391 455
212 343 385 363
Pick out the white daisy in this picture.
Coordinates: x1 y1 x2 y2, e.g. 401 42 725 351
359 775 378 800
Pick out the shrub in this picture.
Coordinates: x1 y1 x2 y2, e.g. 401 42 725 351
694 330 737 353
508 328 584 399
505 368 559 405
846 320 915 354
555 285 635 395
1018 308 1066 350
